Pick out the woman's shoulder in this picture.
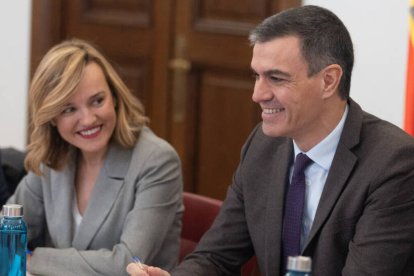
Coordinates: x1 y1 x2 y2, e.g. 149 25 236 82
134 127 177 154
125 127 180 169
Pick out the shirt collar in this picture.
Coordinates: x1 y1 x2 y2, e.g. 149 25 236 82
293 104 349 171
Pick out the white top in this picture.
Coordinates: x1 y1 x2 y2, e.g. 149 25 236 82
72 196 83 237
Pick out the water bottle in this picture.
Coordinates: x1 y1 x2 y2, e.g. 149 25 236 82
285 256 312 276
0 204 27 276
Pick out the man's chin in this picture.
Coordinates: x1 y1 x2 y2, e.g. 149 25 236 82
261 124 284 137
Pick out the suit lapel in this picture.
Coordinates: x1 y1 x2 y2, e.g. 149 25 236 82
72 142 131 249
50 157 76 248
264 139 293 274
304 144 357 250
304 99 362 251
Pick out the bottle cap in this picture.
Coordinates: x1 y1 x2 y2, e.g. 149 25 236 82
287 256 312 272
2 204 24 217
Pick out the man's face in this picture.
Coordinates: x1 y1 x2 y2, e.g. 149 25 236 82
251 36 328 147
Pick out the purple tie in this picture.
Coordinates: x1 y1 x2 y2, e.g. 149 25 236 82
282 153 312 271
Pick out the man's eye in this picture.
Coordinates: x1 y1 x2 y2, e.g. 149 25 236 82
270 76 283 82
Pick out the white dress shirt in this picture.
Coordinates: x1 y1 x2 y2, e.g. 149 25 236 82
292 105 349 251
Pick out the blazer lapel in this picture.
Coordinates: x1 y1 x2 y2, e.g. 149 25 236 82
304 99 362 251
72 143 131 249
264 139 293 275
50 157 76 248
304 144 357 250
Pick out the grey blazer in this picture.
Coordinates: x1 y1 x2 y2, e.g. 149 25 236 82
172 99 414 276
8 127 183 276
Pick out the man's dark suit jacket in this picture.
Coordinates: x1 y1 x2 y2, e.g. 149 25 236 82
172 99 414 276
0 148 26 206
0 151 9 205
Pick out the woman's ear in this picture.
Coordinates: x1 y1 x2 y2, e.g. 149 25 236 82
321 64 343 99
50 120 56 127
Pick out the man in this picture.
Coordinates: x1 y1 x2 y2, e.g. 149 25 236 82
0 148 26 206
0 150 10 205
127 5 414 276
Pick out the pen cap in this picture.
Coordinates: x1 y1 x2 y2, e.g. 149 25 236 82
2 204 24 217
287 256 312 272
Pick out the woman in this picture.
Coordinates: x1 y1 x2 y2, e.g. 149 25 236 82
8 39 183 275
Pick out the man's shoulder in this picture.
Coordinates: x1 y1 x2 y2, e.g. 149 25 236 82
344 99 414 151
360 111 414 149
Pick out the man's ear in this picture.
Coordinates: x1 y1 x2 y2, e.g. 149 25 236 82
321 64 343 99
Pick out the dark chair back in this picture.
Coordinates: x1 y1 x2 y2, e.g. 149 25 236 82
180 192 258 276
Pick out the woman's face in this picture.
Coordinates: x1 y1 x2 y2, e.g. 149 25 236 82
54 62 117 159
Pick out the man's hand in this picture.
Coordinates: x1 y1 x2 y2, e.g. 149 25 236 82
126 263 171 276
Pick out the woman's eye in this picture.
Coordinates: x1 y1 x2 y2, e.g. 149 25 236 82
92 97 104 106
62 107 75 114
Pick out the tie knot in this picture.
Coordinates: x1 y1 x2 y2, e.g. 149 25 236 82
294 153 312 173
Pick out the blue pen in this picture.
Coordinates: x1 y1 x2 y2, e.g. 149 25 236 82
133 256 144 270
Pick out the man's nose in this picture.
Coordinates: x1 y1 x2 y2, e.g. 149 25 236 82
252 78 271 103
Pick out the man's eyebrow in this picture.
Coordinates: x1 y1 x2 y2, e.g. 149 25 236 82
263 69 291 78
250 67 291 78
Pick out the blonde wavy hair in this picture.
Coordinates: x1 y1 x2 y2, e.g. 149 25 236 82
26 39 148 175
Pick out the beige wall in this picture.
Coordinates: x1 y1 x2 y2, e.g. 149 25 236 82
0 0 31 150
304 0 408 128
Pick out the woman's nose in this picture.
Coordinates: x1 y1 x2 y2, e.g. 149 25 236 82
79 108 97 125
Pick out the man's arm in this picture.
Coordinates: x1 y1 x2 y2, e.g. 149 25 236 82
342 145 414 275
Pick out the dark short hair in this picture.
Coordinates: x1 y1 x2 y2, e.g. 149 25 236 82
249 5 354 99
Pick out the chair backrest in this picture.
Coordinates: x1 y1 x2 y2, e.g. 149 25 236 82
180 191 222 261
180 192 257 276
